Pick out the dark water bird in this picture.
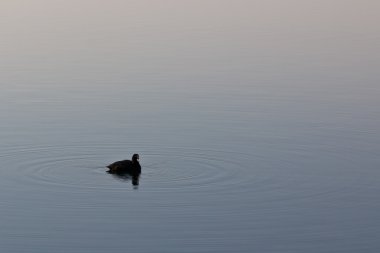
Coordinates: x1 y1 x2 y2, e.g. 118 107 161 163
107 154 141 174
107 154 141 188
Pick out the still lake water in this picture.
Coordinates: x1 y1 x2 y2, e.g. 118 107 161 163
1 1 380 252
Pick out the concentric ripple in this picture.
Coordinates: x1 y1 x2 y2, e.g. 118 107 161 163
0 141 367 202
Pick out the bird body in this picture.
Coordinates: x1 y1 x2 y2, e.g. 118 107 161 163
107 154 141 174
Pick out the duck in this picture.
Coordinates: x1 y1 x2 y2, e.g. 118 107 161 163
107 154 141 174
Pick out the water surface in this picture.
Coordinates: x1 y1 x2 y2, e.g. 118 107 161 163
0 1 380 252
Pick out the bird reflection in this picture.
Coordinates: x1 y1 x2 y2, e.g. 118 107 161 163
107 170 141 189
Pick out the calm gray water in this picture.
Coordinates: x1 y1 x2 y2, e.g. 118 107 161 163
1 1 380 252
